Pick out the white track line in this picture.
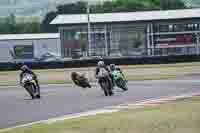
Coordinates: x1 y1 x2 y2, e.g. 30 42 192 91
0 92 200 132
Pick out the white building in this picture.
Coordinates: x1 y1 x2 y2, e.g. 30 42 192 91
0 33 60 62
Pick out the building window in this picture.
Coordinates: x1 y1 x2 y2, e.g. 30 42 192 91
186 24 195 31
155 23 199 33
64 30 76 40
194 24 198 30
173 24 184 32
169 25 173 32
158 24 170 32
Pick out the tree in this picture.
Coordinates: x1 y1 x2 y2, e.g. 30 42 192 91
57 1 87 14
7 13 17 34
0 14 17 34
26 21 41 33
160 0 186 10
41 11 57 33
41 1 87 33
15 17 41 34
0 14 41 34
91 1 115 13
0 18 8 34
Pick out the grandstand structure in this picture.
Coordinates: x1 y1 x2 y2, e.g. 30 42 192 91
51 8 200 57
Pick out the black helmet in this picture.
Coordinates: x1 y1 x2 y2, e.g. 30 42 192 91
110 64 116 71
20 65 29 72
71 72 78 80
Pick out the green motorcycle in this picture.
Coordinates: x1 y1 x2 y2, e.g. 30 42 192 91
112 70 128 91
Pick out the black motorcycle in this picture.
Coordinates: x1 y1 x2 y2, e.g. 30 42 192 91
97 68 113 96
22 73 40 99
72 74 91 88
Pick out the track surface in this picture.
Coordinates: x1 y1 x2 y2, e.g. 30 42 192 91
0 79 200 129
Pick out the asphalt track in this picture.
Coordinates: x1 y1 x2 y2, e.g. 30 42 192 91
0 79 200 129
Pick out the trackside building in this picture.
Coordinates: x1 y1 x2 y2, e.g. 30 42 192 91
51 8 200 58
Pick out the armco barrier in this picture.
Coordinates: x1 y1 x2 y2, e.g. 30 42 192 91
0 55 200 71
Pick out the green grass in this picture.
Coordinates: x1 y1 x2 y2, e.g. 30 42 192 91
0 62 199 86
0 80 71 87
127 74 177 80
0 75 177 87
0 62 200 74
121 62 200 69
1 97 200 133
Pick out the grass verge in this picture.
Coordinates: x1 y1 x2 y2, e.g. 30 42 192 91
0 75 177 87
127 74 177 81
1 96 200 133
0 80 71 87
0 62 199 86
120 62 200 69
0 62 200 74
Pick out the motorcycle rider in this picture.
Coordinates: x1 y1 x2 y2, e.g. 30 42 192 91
71 72 91 88
95 61 114 89
20 65 40 97
110 64 127 82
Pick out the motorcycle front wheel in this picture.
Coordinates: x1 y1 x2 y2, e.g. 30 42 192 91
32 83 40 99
24 84 34 99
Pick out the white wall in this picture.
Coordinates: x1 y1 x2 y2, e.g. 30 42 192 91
0 38 61 62
33 38 61 57
0 40 12 62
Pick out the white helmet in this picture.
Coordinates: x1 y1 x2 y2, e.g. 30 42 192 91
97 61 105 67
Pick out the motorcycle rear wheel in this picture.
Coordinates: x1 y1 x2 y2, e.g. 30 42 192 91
116 79 128 91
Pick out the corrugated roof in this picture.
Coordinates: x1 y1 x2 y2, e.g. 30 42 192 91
50 8 200 25
0 33 60 41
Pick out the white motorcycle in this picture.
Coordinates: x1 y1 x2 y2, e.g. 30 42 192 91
97 68 114 96
21 73 40 99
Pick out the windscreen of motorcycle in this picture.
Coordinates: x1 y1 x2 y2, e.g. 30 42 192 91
22 74 33 83
98 68 109 78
